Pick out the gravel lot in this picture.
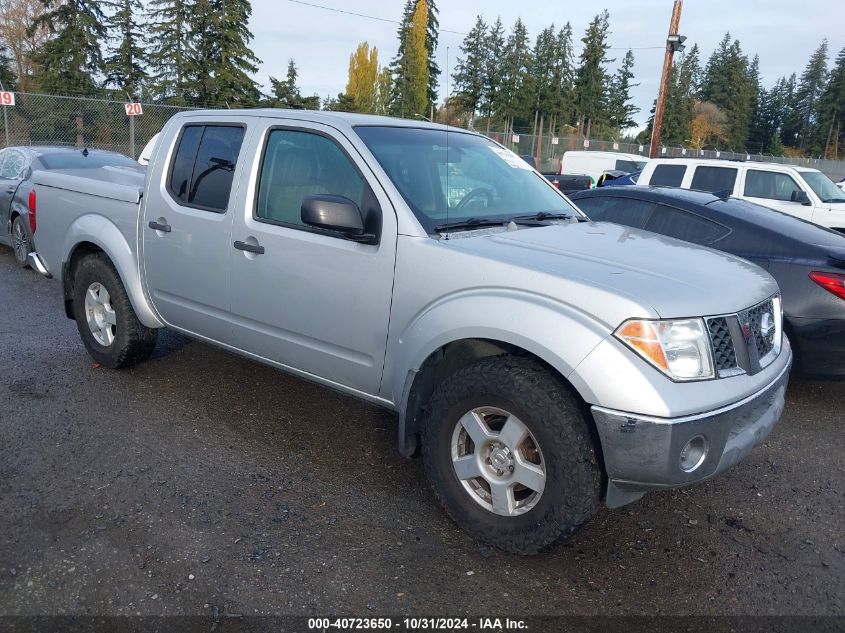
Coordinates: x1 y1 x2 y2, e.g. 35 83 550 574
1 245 843 618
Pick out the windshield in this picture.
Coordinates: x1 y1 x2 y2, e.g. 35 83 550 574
800 171 845 203
354 126 581 232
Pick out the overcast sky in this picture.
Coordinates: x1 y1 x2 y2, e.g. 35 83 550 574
250 0 843 131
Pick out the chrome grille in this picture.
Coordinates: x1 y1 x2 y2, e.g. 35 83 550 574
740 298 776 360
707 317 737 371
706 295 781 378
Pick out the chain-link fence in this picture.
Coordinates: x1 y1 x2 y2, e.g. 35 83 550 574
0 92 193 160
2 92 844 180
481 131 845 181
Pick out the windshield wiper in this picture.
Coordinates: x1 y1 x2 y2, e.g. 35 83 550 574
434 217 507 232
510 211 587 223
822 198 845 204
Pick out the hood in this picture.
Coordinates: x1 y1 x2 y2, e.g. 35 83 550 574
443 221 778 320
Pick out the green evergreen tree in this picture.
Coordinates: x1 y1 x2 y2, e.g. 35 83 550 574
530 26 557 125
30 0 109 95
779 73 801 147
424 0 439 109
184 0 261 107
816 46 845 158
699 33 755 149
574 10 612 137
479 17 505 131
212 0 261 106
267 59 318 109
0 44 16 90
793 40 828 151
607 49 638 132
549 23 576 133
640 44 700 147
452 15 487 125
146 0 193 103
104 0 147 98
496 18 533 132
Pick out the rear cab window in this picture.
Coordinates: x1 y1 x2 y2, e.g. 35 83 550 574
649 164 686 187
690 166 738 195
167 124 246 212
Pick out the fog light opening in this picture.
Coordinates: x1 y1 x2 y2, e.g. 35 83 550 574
680 435 708 473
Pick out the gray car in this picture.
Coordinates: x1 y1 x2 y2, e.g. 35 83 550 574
26 110 792 554
0 146 143 267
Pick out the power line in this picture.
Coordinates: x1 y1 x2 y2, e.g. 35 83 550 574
286 0 467 35
286 0 667 52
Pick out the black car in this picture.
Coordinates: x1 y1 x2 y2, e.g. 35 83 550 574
569 186 845 377
0 146 142 267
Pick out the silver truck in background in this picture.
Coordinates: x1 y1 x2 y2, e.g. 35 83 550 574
29 110 791 554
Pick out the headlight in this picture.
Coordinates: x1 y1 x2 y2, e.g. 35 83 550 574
615 318 714 381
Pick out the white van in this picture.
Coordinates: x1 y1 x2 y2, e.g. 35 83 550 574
558 151 647 182
637 158 845 232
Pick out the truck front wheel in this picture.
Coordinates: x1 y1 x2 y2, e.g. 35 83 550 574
71 254 157 368
420 356 602 554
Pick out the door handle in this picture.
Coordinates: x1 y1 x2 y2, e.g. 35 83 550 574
148 220 171 233
4 186 15 194
234 240 265 255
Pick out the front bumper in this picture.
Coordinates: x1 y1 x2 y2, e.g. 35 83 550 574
592 351 792 508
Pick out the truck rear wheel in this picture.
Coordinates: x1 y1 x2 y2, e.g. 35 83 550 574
71 253 158 368
420 355 602 554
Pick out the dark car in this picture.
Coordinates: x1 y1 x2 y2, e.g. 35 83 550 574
570 186 845 377
0 146 143 267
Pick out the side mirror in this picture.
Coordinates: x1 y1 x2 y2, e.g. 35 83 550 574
301 194 375 243
790 190 811 206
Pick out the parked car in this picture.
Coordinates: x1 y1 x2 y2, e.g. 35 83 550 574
570 186 845 376
27 110 791 553
556 150 647 181
637 158 845 233
0 146 143 267
543 172 594 194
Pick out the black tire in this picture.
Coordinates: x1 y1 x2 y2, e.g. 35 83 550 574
11 215 32 268
71 253 158 368
420 355 602 554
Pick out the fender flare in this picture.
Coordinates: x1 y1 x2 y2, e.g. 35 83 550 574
62 215 164 329
385 290 613 455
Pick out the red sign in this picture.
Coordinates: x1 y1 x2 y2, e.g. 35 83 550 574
0 91 15 106
124 102 143 116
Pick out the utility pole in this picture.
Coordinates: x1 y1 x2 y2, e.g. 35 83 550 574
649 0 685 158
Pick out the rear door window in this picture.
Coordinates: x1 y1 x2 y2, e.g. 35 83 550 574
744 170 802 201
690 166 738 194
644 204 730 245
573 196 654 228
649 164 686 187
168 124 245 212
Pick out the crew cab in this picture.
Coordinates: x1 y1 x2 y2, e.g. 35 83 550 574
27 110 791 554
637 158 845 232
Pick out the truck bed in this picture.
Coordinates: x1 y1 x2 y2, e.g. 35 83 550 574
30 167 146 278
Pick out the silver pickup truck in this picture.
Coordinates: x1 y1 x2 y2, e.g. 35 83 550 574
29 110 792 553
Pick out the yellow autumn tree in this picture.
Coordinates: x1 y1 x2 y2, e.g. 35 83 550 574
346 42 380 113
689 100 728 149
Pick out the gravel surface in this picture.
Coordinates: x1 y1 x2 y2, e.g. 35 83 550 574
1 246 843 617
